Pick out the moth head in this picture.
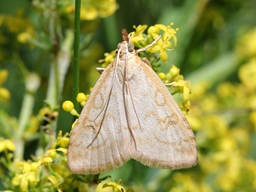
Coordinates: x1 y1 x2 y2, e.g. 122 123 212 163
116 41 135 55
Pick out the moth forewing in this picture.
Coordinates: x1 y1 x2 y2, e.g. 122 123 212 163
67 59 133 174
67 29 197 175
127 58 197 169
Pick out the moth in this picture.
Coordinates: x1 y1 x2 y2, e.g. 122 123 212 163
68 29 197 174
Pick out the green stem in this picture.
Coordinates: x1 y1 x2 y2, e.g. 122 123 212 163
42 31 73 153
46 30 73 108
54 60 60 104
46 60 58 108
73 0 81 110
15 73 40 161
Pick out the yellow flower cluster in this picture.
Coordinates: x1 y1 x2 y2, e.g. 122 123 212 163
170 60 256 191
99 51 117 68
130 23 178 62
0 138 15 152
76 92 89 106
65 0 118 21
158 65 191 113
12 161 40 191
62 92 90 117
4 10 256 190
237 27 256 59
0 70 10 102
0 13 34 44
1 131 74 192
239 58 256 90
95 181 134 192
100 24 179 69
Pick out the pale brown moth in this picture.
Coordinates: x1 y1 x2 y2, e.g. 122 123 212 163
68 29 197 174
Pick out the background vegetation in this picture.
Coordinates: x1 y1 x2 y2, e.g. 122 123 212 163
0 0 256 191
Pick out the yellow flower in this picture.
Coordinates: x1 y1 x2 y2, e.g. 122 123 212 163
79 0 118 20
0 70 8 85
155 23 178 45
0 139 16 152
130 25 148 44
76 92 88 106
104 52 115 63
142 23 178 62
190 82 210 100
55 136 69 149
204 116 228 138
219 137 237 152
96 181 127 192
147 26 161 36
12 172 39 191
165 66 183 83
62 100 74 112
66 0 118 20
100 51 116 68
62 101 79 116
158 72 166 80
172 173 202 192
125 24 178 63
37 150 57 165
132 25 148 36
48 175 59 186
52 131 70 149
17 31 33 43
216 82 235 99
48 149 58 158
98 0 119 18
30 162 40 172
186 115 201 131
12 174 23 188
169 65 180 78
43 156 54 163
147 34 172 62
212 151 229 163
80 7 98 20
237 27 256 59
173 80 191 102
238 58 256 90
56 148 68 155
0 70 10 102
14 161 39 173
249 111 256 130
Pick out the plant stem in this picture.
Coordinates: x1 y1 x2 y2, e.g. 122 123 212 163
73 0 81 110
15 73 40 161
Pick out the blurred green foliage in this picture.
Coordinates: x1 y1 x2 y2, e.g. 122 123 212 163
0 0 256 191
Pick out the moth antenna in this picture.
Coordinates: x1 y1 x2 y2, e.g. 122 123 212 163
137 35 161 53
122 29 129 42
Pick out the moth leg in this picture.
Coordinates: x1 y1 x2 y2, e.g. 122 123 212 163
96 67 105 74
141 57 152 68
165 82 176 87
